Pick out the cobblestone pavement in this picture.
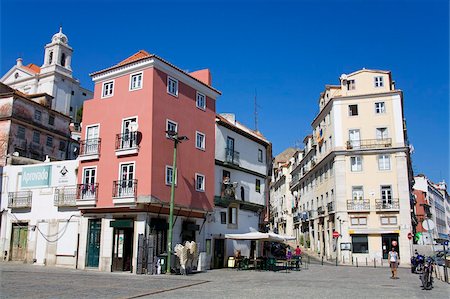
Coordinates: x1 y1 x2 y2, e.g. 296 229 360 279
0 263 448 298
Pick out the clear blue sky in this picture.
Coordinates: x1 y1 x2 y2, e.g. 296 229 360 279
1 0 449 183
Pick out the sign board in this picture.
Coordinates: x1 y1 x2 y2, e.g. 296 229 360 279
21 165 51 188
340 243 351 251
422 219 435 231
407 232 413 240
332 231 340 238
392 240 398 247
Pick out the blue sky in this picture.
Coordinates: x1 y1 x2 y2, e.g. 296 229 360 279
1 0 449 182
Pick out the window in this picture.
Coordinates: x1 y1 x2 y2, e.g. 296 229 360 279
381 216 397 225
351 217 367 226
34 110 42 121
167 76 178 96
220 212 226 224
255 179 261 193
166 119 178 137
258 149 263 162
347 79 355 90
71 91 75 96
196 173 205 191
375 102 385 114
48 115 55 126
48 51 53 64
352 235 368 253
196 92 206 110
130 72 143 90
165 165 177 185
46 135 53 147
376 127 388 139
374 76 384 87
228 207 237 225
102 81 114 98
196 131 205 150
378 154 391 170
352 186 364 200
33 131 40 143
17 126 26 139
348 104 358 116
381 185 392 201
350 156 362 172
61 53 66 66
59 140 66 151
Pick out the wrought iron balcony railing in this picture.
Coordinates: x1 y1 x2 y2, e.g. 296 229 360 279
76 183 99 201
225 148 240 165
113 180 138 198
8 191 32 208
375 198 399 210
317 206 325 215
79 138 101 155
54 186 77 206
346 138 392 150
347 199 370 211
327 201 335 213
115 132 138 150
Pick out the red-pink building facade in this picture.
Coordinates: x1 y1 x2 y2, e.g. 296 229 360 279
76 51 221 273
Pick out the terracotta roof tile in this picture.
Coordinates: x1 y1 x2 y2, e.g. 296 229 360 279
22 63 41 74
117 50 151 66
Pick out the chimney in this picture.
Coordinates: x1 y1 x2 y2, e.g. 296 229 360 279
16 58 23 67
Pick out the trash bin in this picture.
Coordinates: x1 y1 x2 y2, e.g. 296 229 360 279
158 253 168 274
228 257 236 268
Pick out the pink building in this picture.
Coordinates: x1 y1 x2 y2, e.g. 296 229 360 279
76 50 221 273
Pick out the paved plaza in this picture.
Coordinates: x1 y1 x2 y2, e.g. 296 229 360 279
0 263 448 298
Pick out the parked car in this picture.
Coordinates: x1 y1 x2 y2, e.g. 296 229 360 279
433 250 450 267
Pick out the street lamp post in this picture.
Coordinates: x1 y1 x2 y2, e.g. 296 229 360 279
166 130 188 274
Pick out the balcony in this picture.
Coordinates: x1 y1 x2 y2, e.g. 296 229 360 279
225 148 240 165
347 199 370 211
327 201 335 213
317 206 325 216
54 186 77 207
79 139 101 161
115 132 139 156
346 138 392 150
112 180 138 205
8 191 32 208
76 183 98 207
375 198 399 211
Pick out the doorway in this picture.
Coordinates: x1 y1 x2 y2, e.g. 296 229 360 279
112 226 134 272
382 234 399 259
213 238 225 269
10 223 28 261
86 219 101 268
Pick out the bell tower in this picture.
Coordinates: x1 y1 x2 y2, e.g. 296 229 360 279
41 26 73 76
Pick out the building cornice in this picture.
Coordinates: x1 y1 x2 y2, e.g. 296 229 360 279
215 159 267 178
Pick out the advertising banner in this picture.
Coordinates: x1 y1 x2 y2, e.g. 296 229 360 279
21 165 52 188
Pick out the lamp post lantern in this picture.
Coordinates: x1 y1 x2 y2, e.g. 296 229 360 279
166 130 188 274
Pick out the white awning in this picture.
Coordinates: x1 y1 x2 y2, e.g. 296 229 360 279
225 231 296 242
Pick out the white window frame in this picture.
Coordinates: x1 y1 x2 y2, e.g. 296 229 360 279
165 165 177 186
374 76 384 87
350 156 362 172
166 119 178 138
378 154 391 171
255 179 261 193
101 80 114 98
228 206 237 225
258 149 263 163
196 92 206 110
129 72 143 91
195 173 205 192
167 76 178 97
195 131 205 150
375 102 386 114
376 127 388 140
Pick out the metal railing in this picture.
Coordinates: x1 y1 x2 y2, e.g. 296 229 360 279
346 138 392 149
115 132 138 150
54 186 77 206
8 191 32 208
347 199 370 211
79 138 101 155
317 206 325 215
327 201 335 213
225 148 240 165
76 183 99 201
375 198 399 210
113 179 138 198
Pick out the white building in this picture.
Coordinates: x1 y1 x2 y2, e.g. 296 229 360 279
0 160 80 267
1 27 93 119
206 114 271 268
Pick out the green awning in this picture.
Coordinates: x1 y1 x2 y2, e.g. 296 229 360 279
110 219 134 228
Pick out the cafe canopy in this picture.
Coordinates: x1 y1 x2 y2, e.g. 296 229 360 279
225 231 296 243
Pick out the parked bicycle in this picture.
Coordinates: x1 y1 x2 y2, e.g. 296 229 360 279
420 256 435 290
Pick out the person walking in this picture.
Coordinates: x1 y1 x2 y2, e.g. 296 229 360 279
388 247 399 279
294 245 302 270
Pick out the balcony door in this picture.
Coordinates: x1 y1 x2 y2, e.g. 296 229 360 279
381 185 392 206
82 168 96 199
352 186 363 201
376 128 388 140
349 129 360 148
119 163 135 197
121 118 137 149
86 125 99 154
226 137 235 162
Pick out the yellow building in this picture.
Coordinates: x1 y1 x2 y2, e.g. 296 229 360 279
290 69 413 264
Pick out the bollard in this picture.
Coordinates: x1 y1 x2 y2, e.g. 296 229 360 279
374 258 376 268
352 256 354 265
381 258 383 267
322 256 324 265
308 255 310 265
365 257 368 266
356 257 358 267
336 256 338 267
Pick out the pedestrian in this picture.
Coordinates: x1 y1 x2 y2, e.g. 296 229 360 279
388 247 399 279
294 245 302 270
286 246 292 260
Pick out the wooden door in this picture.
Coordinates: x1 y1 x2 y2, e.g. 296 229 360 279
10 224 28 261
86 219 101 267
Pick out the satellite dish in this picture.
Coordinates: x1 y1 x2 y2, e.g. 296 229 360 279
129 122 139 132
422 219 435 231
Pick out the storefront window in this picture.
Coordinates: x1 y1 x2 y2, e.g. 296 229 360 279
352 235 369 253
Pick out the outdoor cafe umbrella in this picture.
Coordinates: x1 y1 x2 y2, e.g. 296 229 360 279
225 231 296 243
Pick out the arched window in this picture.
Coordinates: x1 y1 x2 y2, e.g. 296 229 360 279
61 53 66 66
49 51 53 64
240 186 245 201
